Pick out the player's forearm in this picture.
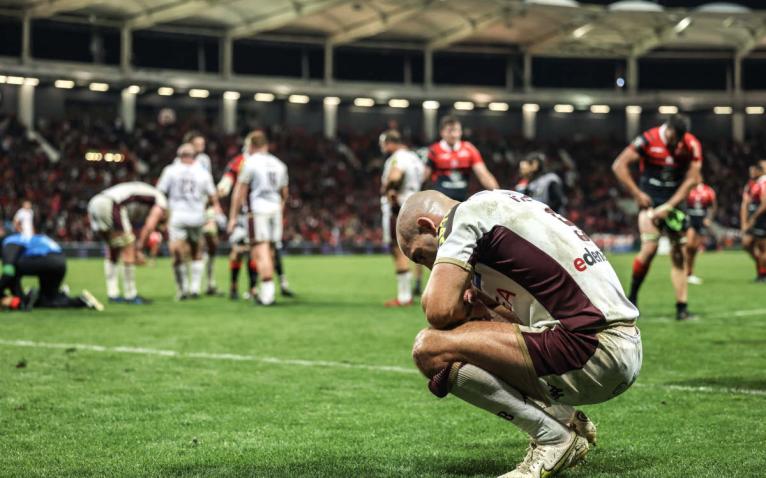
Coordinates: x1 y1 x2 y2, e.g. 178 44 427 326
229 185 244 220
478 170 499 190
752 203 766 221
422 292 470 330
612 162 642 199
666 178 697 209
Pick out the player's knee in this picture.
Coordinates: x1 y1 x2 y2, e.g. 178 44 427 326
411 329 447 378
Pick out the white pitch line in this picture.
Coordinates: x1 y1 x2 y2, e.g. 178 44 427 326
641 307 766 322
1 339 765 398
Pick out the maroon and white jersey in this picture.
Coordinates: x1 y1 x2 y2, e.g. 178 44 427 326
435 190 638 332
98 181 168 222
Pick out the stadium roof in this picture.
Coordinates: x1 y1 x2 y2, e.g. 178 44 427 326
6 0 766 58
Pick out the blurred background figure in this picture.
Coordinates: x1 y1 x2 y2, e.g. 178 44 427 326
515 151 566 214
13 200 34 238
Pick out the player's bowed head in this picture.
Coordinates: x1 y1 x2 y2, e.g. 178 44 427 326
396 190 457 270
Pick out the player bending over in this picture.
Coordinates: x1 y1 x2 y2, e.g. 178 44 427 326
158 143 222 300
227 131 288 306
396 190 641 478
741 161 766 282
379 130 424 306
612 114 702 320
685 179 716 285
88 182 168 304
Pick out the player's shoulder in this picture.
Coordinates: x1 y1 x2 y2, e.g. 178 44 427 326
461 141 480 153
428 141 445 154
642 126 662 143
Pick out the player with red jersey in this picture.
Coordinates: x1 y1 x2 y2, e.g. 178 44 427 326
685 180 717 285
426 116 499 201
741 161 766 282
613 115 702 320
218 152 259 299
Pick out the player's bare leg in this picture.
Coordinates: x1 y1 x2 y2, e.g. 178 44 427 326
412 263 424 296
670 238 693 320
628 210 659 306
412 322 589 477
252 241 275 305
120 242 149 304
272 244 294 297
385 245 412 307
685 228 703 285
170 240 189 300
204 232 219 295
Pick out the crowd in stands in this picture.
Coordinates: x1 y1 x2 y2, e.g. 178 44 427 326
0 112 761 248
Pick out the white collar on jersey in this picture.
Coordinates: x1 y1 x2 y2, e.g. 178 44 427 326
439 139 462 151
658 124 668 145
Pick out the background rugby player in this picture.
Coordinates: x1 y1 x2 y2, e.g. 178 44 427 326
13 200 34 237
741 161 766 282
396 190 640 478
515 151 566 214
612 114 702 320
685 179 716 285
425 116 499 201
379 129 424 307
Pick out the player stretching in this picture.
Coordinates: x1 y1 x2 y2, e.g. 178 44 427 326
217 149 259 300
741 162 766 282
186 131 220 295
612 114 702 320
379 130 424 307
685 179 716 285
227 131 288 306
425 116 499 201
88 182 168 304
396 190 640 478
158 143 222 300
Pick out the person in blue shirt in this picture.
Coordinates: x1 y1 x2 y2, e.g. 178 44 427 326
1 233 102 310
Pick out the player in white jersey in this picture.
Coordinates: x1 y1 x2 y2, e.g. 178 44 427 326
13 200 35 237
88 182 168 304
185 131 220 295
379 130 424 307
227 130 288 306
157 143 222 300
396 190 642 478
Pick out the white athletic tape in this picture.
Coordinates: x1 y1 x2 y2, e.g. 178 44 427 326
2 337 766 397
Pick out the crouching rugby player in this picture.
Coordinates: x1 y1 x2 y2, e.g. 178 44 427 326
396 190 642 478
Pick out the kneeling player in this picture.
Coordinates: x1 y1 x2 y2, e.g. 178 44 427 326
88 182 168 304
396 190 641 478
1 233 102 311
685 179 716 285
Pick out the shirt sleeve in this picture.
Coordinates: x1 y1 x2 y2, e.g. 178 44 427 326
434 204 481 271
630 134 647 155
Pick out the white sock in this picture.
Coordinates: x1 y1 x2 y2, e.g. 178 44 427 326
535 401 576 426
396 271 412 303
259 279 276 305
205 253 216 289
123 264 137 300
190 260 204 294
451 364 570 445
104 260 120 298
173 262 188 294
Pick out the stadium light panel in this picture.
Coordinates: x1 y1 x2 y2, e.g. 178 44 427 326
23 77 39 86
626 105 642 114
713 106 732 115
254 92 275 102
554 104 574 113
354 97 375 107
55 80 75 89
454 101 474 111
658 105 678 114
745 106 764 115
388 99 409 108
7 76 24 85
422 100 440 110
522 103 540 113
0 75 6 83
189 89 209 98
89 82 109 92
590 105 610 114
126 85 141 94
488 102 509 112
158 87 174 96
324 96 341 106
288 94 310 104
223 91 241 100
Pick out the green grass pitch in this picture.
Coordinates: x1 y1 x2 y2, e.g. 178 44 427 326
1 251 765 477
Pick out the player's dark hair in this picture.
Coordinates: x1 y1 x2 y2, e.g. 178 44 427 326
381 129 402 144
524 151 546 170
666 114 690 137
440 115 461 130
